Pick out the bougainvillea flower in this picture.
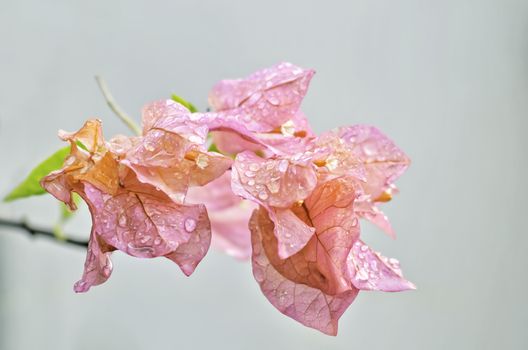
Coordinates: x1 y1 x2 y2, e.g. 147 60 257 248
123 99 233 202
209 62 315 132
207 62 315 155
251 208 359 336
41 119 118 210
249 177 363 335
231 151 318 258
248 175 414 334
186 171 256 260
37 62 414 335
42 119 214 292
304 125 410 238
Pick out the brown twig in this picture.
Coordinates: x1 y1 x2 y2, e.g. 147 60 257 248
0 217 88 248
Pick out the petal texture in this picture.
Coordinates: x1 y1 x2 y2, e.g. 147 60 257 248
337 125 410 199
187 172 256 260
251 209 359 335
209 62 315 132
347 240 415 292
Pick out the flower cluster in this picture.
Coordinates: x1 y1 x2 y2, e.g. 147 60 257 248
41 62 414 335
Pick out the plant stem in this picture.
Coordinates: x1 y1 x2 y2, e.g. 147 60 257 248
94 75 142 136
0 217 88 248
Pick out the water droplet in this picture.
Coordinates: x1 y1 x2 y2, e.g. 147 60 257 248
389 258 400 266
102 264 112 277
245 170 256 178
258 191 269 200
64 156 75 166
254 268 265 282
249 163 260 172
184 218 197 232
118 215 127 227
280 120 295 136
267 96 280 105
362 141 377 156
74 281 87 292
140 236 152 244
188 135 202 144
361 245 368 252
356 269 369 281
326 157 339 171
195 154 209 169
248 179 255 186
154 238 162 245
144 142 156 152
127 243 154 256
278 160 288 172
266 181 280 194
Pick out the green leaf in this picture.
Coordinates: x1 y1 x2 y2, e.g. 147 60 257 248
171 94 198 113
4 146 70 202
207 142 220 153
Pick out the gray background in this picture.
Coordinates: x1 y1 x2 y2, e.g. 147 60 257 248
1 0 527 349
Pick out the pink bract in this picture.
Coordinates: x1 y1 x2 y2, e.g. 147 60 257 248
208 62 315 132
186 171 256 260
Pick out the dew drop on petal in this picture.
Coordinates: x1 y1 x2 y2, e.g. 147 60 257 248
144 142 156 152
356 269 369 281
267 96 280 106
266 181 280 194
188 135 203 144
326 157 339 171
118 215 127 227
278 160 289 173
102 264 112 277
184 218 197 232
389 258 400 266
258 191 269 200
254 267 265 282
195 154 209 169
140 236 152 244
280 120 295 136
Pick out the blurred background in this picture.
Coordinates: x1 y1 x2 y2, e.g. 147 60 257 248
1 0 527 349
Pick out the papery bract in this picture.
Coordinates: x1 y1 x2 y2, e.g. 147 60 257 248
231 151 318 258
124 99 233 202
187 171 256 260
209 62 315 132
347 240 415 292
207 63 315 155
335 125 410 200
250 207 359 336
255 177 361 295
42 119 214 292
